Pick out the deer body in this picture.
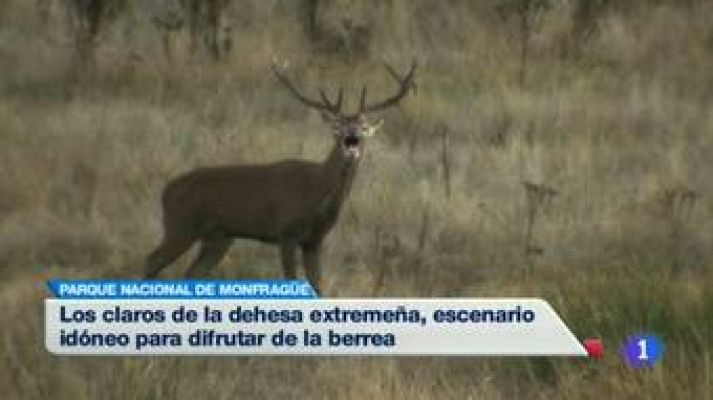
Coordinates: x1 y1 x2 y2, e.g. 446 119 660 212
161 143 356 245
144 60 416 294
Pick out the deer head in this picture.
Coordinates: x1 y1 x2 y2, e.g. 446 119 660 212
271 59 417 160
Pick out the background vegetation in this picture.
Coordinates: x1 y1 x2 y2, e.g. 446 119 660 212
0 0 711 398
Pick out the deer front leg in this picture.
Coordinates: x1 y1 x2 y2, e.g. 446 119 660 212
280 243 297 280
302 242 322 296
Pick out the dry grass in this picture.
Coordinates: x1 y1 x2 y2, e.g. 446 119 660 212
1 1 711 399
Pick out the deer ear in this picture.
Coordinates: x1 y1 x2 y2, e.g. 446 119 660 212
321 112 342 135
364 118 383 136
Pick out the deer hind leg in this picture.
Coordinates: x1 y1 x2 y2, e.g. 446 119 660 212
302 242 322 296
280 243 297 280
185 237 232 278
144 234 195 279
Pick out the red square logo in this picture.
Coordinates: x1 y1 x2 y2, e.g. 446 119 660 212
583 339 604 359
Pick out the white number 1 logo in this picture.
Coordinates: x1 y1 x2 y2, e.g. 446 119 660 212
637 339 649 360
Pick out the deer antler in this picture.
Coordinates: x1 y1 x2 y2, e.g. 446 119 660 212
359 59 417 114
271 62 343 115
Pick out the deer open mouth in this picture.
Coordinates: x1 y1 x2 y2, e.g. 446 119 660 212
343 136 361 158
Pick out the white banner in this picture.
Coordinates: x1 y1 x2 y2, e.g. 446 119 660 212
45 298 587 356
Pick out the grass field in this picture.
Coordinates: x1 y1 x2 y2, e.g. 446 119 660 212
1 1 711 399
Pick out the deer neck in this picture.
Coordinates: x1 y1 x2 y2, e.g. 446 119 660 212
317 141 359 214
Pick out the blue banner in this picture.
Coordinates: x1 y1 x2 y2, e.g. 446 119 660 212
47 280 317 299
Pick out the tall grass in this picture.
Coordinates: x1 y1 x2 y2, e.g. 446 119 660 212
1 1 711 398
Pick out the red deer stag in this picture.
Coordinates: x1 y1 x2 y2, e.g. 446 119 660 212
144 60 417 294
